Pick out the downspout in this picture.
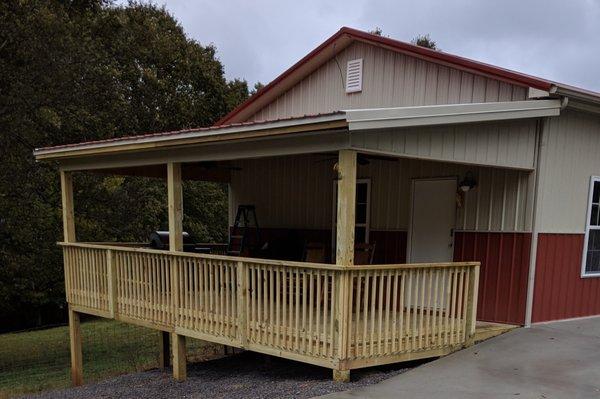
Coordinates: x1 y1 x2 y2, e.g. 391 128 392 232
524 97 567 327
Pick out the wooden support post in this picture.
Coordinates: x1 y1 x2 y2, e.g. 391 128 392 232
172 332 187 381
464 264 480 347
60 170 76 243
68 306 83 386
333 369 350 383
335 150 357 266
167 162 187 380
159 331 171 369
167 162 183 252
334 150 356 381
62 171 82 386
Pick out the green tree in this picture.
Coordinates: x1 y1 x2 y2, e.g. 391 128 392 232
0 0 248 330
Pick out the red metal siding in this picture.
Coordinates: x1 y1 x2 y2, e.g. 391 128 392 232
454 232 531 325
532 233 600 323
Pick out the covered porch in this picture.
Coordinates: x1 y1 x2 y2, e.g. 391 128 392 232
35 101 556 385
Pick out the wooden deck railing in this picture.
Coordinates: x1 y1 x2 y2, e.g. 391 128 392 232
60 242 479 372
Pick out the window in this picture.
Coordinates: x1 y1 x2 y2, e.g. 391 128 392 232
582 177 600 276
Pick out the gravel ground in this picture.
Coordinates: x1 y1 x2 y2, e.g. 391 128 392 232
23 351 423 399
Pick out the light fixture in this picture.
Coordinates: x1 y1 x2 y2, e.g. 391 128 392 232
459 171 477 192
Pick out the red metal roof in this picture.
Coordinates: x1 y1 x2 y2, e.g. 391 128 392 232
35 112 343 153
216 26 557 126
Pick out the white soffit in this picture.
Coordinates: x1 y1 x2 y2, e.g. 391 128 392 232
344 100 562 130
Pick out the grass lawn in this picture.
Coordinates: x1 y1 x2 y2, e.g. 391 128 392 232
0 319 215 398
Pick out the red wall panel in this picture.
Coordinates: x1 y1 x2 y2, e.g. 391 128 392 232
454 232 531 325
532 233 600 323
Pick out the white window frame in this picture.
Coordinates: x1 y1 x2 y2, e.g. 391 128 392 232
581 176 600 277
331 178 371 260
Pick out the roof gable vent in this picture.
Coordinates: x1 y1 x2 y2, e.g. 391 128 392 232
345 58 363 93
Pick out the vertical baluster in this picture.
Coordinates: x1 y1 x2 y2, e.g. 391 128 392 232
419 269 427 350
432 269 440 347
456 268 465 343
377 271 384 355
282 268 289 350
398 270 406 352
275 267 281 348
329 272 335 358
294 268 300 351
362 272 370 358
384 270 392 355
405 270 412 351
322 270 329 356
369 271 377 357
391 270 399 353
315 270 322 356
450 267 458 345
354 272 362 358
443 268 452 345
269 266 275 346
307 270 314 355
301 270 308 353
249 266 256 342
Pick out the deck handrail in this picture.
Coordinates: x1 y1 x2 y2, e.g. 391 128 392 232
59 241 480 377
58 242 479 271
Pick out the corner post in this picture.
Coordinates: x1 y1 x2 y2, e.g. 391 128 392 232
61 170 82 386
464 263 480 347
107 249 117 318
167 162 186 381
333 150 356 382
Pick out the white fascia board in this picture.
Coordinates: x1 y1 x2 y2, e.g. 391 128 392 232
33 113 346 157
344 100 561 131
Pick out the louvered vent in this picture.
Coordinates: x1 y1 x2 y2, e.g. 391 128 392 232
345 58 363 93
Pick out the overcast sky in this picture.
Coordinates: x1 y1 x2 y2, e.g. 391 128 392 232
142 0 600 92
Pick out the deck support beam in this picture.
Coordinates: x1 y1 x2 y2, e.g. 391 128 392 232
334 150 356 381
172 333 187 381
68 306 83 386
333 369 350 383
61 170 83 386
167 162 187 381
159 331 170 369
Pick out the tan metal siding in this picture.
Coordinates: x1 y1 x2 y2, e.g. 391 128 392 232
537 110 600 233
230 154 532 232
350 119 538 170
250 42 528 121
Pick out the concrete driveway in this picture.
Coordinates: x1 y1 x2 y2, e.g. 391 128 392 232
318 317 600 399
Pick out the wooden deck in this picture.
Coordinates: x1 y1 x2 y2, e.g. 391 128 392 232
60 242 480 375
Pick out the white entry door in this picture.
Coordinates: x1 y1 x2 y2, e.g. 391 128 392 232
408 178 457 263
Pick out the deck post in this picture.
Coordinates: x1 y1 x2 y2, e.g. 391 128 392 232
167 162 187 380
60 170 76 242
159 331 171 369
61 170 83 386
68 305 83 386
333 150 356 381
464 264 480 347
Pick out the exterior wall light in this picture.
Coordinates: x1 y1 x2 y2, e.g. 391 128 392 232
459 171 477 192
